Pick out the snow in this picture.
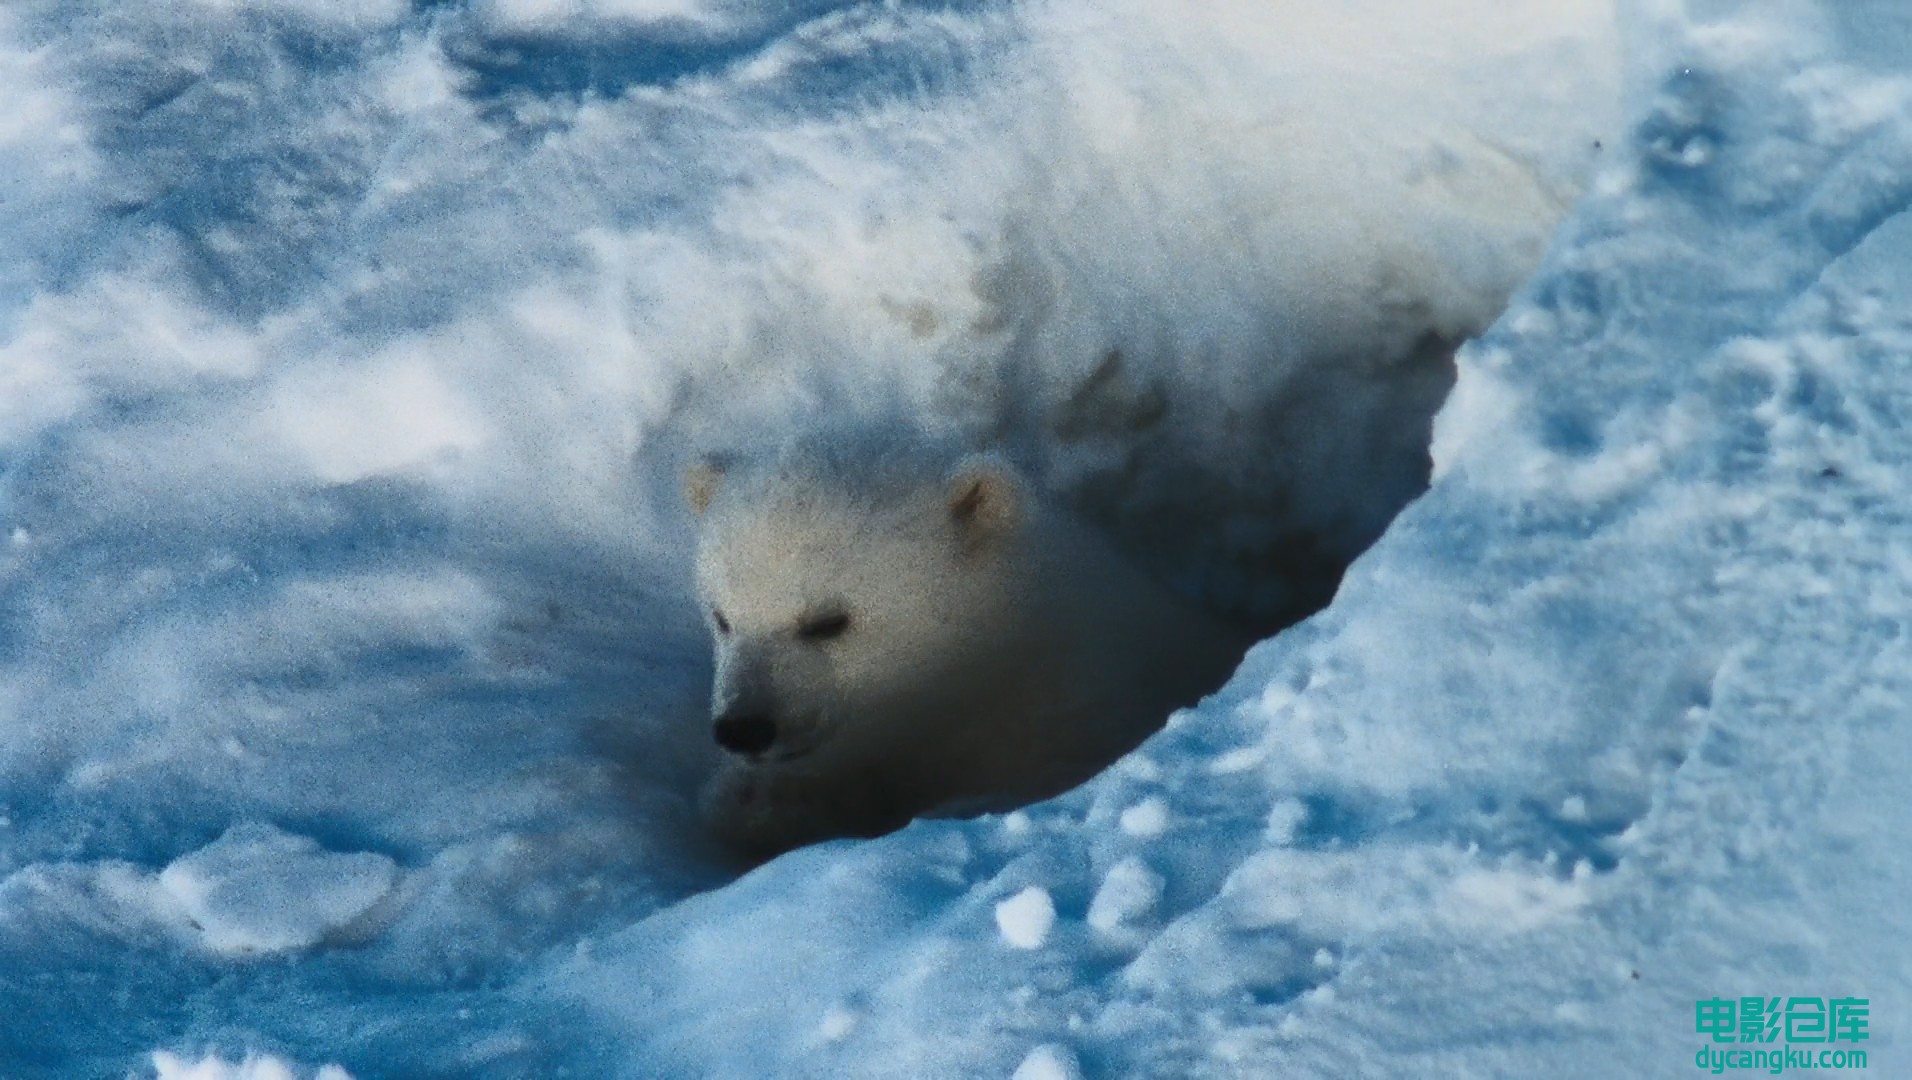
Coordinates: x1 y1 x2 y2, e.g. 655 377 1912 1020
995 885 1057 950
1116 795 1170 838
2 0 1909 1077
1010 1043 1083 1080
152 1053 354 1080
1084 856 1162 935
156 823 400 958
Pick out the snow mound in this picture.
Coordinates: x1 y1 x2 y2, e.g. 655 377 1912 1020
534 7 1912 1077
157 823 399 958
151 1051 355 1080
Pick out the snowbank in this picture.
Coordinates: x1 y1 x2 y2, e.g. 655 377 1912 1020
1 0 1907 1076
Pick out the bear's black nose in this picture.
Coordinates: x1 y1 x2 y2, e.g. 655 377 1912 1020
713 712 778 756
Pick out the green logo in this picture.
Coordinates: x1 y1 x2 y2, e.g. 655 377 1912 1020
1694 997 1869 1073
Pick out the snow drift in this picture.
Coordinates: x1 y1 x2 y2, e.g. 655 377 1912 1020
1 0 1908 1077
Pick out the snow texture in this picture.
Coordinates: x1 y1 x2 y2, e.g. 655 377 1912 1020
2 0 1910 1077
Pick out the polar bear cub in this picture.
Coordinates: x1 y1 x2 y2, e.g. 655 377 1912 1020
685 431 1246 858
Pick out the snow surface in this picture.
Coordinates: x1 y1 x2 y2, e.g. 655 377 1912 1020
2 0 1909 1077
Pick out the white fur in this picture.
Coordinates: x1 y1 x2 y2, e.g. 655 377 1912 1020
689 434 1244 857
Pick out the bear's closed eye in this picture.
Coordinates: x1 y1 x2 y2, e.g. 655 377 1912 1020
797 611 851 641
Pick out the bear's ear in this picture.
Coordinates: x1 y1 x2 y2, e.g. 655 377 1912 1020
946 457 1020 542
685 459 724 517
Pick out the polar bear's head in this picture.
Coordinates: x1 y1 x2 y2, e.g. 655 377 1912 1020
686 446 1029 776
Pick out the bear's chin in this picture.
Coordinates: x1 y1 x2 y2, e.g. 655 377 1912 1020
698 757 912 861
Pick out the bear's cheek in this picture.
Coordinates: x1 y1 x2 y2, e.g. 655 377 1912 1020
830 649 938 705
